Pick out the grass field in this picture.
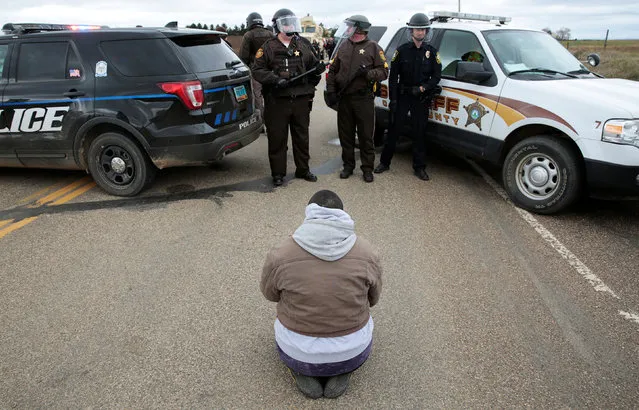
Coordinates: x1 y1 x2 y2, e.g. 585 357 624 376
564 39 639 80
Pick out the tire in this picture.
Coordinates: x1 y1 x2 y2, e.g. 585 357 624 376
87 132 156 196
502 136 583 214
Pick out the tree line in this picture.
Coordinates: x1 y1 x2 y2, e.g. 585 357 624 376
542 27 572 41
186 22 338 37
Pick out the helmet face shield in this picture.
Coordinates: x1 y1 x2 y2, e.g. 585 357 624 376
334 21 356 39
275 16 301 35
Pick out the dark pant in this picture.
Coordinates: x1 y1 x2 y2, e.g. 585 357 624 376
264 95 312 177
380 95 429 170
251 78 264 117
337 93 376 173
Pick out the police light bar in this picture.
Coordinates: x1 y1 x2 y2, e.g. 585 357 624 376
432 11 511 24
2 23 106 34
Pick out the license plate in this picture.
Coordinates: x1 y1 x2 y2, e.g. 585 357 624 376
233 85 248 102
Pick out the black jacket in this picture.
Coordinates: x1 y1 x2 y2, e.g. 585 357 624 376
389 41 442 101
239 27 275 66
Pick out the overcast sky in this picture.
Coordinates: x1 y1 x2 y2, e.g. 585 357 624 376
3 0 639 39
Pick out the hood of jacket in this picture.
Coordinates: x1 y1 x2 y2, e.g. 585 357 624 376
292 203 357 261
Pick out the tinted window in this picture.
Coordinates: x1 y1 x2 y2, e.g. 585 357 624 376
172 34 239 73
384 27 409 60
0 44 8 80
101 38 187 77
17 42 68 81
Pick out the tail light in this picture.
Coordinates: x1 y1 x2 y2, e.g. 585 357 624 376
158 81 204 110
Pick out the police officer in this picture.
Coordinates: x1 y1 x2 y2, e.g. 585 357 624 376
240 12 275 120
326 15 388 182
251 9 324 186
374 13 441 181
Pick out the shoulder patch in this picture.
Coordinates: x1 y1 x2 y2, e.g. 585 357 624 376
391 50 399 62
436 52 441 64
255 48 264 59
379 50 386 61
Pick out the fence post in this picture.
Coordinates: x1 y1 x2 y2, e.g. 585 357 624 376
604 29 609 50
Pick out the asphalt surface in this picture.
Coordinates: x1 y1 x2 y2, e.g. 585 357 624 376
1 80 638 408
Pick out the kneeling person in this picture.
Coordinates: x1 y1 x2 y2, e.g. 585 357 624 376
260 190 383 398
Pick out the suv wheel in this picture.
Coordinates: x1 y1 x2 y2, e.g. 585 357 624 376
87 132 156 196
502 136 583 214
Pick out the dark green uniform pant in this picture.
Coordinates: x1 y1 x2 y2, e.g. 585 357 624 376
337 93 376 173
264 95 312 177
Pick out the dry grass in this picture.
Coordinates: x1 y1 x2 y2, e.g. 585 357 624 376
564 40 639 80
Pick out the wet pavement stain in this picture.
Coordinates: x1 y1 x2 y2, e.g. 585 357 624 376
0 157 344 221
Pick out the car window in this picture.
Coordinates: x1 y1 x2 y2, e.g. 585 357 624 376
0 44 8 80
171 34 239 73
384 27 409 60
17 42 69 81
100 38 187 77
438 30 488 78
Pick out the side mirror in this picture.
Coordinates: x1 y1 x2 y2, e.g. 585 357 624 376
586 53 600 67
455 61 492 84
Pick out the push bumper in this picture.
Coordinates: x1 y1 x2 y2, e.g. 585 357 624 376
585 159 639 198
147 112 262 169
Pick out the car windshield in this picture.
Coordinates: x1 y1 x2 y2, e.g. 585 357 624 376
483 29 592 78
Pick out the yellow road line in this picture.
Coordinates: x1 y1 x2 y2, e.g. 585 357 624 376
1 176 96 239
0 217 38 239
0 219 14 229
17 182 66 206
49 181 97 206
30 176 93 207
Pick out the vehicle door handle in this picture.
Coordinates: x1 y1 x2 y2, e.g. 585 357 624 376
63 90 85 98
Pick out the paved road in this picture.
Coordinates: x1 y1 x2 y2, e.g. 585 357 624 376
1 85 638 408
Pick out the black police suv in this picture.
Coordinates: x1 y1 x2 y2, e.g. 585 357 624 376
0 23 262 196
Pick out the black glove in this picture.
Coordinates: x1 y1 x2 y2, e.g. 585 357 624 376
411 86 423 96
326 92 339 106
275 78 289 88
357 65 370 78
315 61 327 74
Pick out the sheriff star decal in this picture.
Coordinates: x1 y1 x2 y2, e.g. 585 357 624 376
294 50 300 56
255 48 264 59
464 99 490 131
359 49 365 54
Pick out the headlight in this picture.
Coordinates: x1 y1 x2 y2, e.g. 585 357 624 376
602 119 639 147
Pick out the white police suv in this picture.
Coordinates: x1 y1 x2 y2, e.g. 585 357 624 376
359 11 639 214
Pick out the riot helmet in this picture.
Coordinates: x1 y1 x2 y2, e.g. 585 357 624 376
334 14 371 39
246 12 264 29
407 13 431 29
272 8 301 35
407 13 431 42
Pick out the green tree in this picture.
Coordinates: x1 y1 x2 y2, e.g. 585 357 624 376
202 24 208 30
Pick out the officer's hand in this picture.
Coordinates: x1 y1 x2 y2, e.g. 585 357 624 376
411 86 422 96
275 78 289 88
315 61 327 73
326 92 339 106
357 65 370 78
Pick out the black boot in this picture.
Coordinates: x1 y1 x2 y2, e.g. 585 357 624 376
339 169 353 179
295 170 318 182
272 175 284 186
373 163 389 174
414 168 430 181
